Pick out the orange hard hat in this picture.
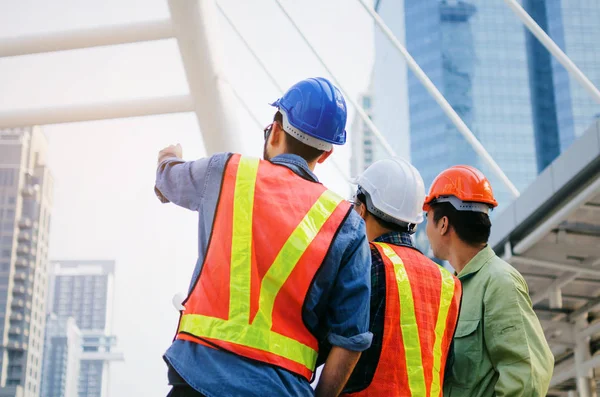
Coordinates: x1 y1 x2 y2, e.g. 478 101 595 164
423 165 498 212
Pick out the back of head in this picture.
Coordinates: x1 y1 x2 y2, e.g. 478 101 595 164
355 157 426 232
270 77 347 161
430 202 492 245
424 165 496 246
273 112 325 162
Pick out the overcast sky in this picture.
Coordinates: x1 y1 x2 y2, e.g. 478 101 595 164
0 1 375 395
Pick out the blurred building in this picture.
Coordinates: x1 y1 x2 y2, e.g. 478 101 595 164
357 0 600 207
0 127 53 397
350 93 377 178
44 260 122 397
40 315 80 397
351 0 600 257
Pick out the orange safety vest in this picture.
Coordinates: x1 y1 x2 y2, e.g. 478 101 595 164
348 243 461 397
175 154 351 380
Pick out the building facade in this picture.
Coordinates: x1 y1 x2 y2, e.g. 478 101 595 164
361 0 600 210
40 315 80 397
44 260 122 397
0 127 53 397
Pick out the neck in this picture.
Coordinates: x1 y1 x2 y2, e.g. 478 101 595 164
447 240 486 274
366 220 392 242
306 160 318 172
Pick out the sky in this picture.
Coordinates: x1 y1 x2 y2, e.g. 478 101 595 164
0 0 375 395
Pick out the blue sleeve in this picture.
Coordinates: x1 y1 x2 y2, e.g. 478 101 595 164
154 155 219 211
326 216 373 352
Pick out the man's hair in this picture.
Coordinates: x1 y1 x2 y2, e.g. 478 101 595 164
431 202 491 246
356 192 410 233
274 112 325 162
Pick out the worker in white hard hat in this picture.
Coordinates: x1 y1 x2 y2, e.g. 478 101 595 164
320 158 462 396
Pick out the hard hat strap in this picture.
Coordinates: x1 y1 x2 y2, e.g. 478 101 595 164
433 196 491 214
279 109 334 151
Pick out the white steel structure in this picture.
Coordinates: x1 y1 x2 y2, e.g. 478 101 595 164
491 120 600 396
1 0 600 395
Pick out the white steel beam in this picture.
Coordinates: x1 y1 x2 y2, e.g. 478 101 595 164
569 297 600 322
504 0 600 105
550 361 575 389
577 320 600 340
272 0 396 158
513 175 600 255
216 3 351 183
0 20 174 58
531 271 578 306
357 0 519 198
511 256 600 278
0 96 193 128
549 285 564 309
168 0 243 155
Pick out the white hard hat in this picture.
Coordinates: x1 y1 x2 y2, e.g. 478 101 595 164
355 158 426 226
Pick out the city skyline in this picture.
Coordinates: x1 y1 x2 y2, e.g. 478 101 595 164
44 260 122 397
2 0 600 395
0 127 53 397
0 1 374 395
366 0 600 209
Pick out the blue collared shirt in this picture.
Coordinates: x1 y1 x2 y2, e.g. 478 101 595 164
155 153 373 397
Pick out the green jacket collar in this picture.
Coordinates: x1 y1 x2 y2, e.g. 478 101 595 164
457 245 496 280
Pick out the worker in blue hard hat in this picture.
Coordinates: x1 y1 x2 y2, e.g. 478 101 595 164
155 77 372 397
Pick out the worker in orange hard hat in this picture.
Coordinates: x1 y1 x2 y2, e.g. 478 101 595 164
423 165 554 397
319 158 462 397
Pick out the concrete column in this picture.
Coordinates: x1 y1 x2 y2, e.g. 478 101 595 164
575 316 597 397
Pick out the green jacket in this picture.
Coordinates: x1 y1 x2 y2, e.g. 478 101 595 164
443 245 554 397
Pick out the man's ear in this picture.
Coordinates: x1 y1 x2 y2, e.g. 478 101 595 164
270 122 284 147
317 148 333 164
439 216 449 236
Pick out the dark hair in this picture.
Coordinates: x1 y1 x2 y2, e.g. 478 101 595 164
274 112 325 163
431 202 491 246
356 192 410 233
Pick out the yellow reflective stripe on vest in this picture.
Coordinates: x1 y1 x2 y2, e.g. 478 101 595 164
252 189 343 330
229 156 260 322
430 267 456 397
375 243 427 396
179 157 345 371
179 314 316 369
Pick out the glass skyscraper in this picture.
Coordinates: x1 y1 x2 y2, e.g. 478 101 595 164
363 0 600 210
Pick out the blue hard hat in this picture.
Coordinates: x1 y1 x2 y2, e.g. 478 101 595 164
270 77 347 150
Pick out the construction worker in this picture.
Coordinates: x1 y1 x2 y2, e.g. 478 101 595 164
155 77 373 397
319 158 462 396
423 166 554 396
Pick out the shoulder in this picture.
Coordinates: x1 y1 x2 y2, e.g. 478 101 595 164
486 255 526 286
339 210 366 243
210 152 234 167
332 210 369 264
483 255 529 300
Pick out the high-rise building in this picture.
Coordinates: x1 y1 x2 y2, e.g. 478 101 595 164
350 93 378 178
364 0 600 209
524 0 600 171
40 315 80 397
0 127 53 397
44 260 122 397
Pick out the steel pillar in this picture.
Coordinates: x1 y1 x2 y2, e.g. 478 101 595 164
575 316 597 397
168 0 243 155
